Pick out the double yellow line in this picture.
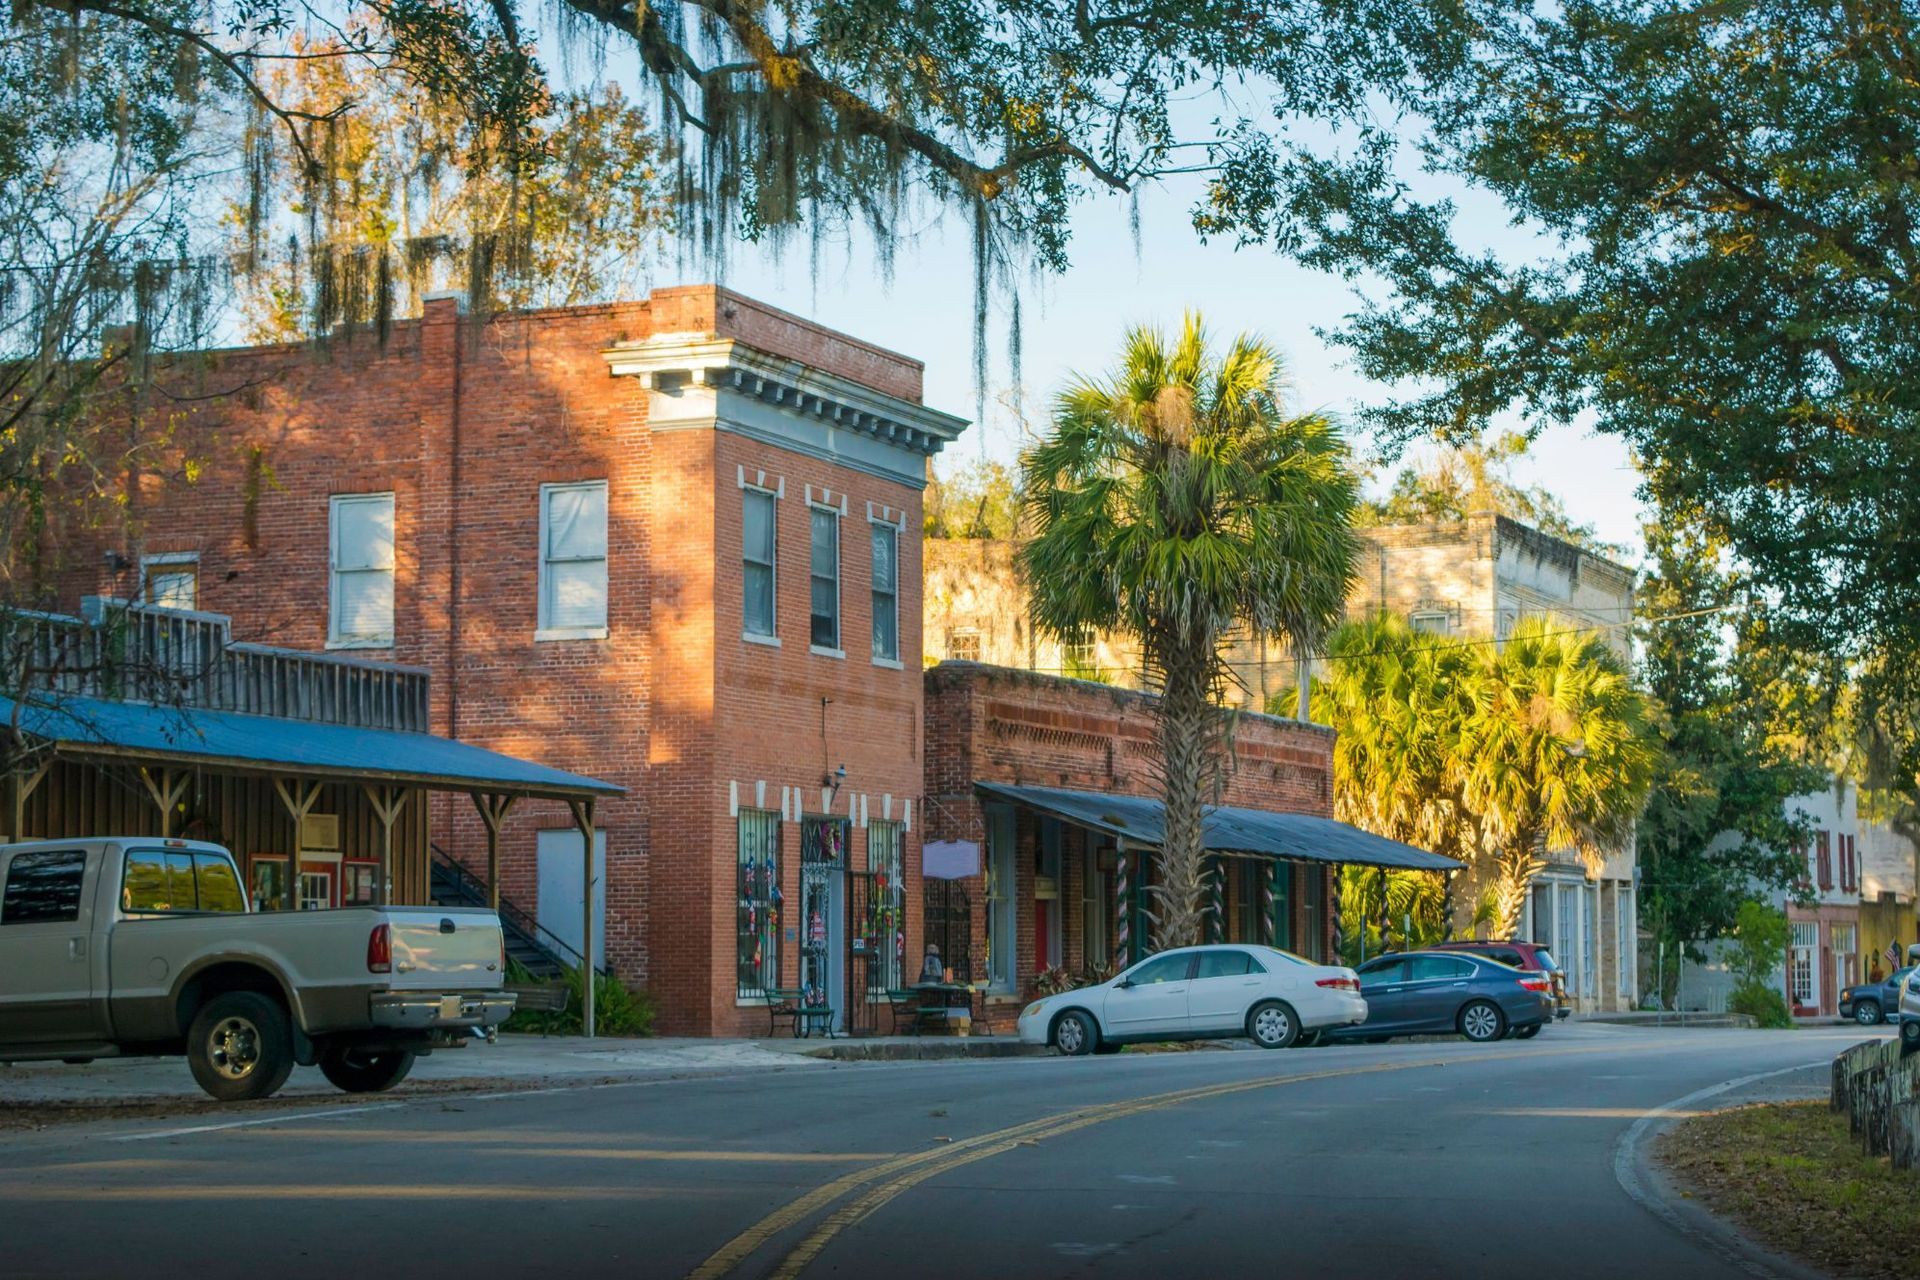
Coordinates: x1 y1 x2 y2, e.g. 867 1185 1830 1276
690 1045 1612 1280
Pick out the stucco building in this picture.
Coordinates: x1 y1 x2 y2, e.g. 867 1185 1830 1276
55 286 966 1036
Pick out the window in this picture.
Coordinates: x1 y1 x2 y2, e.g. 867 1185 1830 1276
867 820 905 991
1841 835 1857 892
1358 957 1407 984
737 810 781 997
1411 610 1451 635
1816 831 1833 889
540 481 609 637
870 521 899 662
946 628 981 662
1194 949 1256 979
1408 955 1474 981
1833 923 1858 985
985 804 1016 990
1790 921 1818 1006
1083 850 1111 972
250 857 288 912
122 850 244 914
342 862 379 906
1 849 85 923
1299 865 1326 961
1125 952 1195 985
142 553 199 611
809 507 840 650
743 489 777 639
329 493 395 647
1062 629 1099 680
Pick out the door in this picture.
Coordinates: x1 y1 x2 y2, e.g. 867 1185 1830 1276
537 828 608 970
1402 954 1477 1031
1355 957 1414 1032
1186 948 1264 1033
0 847 98 1044
1102 951 1196 1037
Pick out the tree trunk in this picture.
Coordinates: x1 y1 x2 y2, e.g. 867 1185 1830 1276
1489 839 1546 941
1150 635 1213 951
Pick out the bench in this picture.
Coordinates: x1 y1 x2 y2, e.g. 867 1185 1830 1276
505 983 571 1036
761 988 837 1038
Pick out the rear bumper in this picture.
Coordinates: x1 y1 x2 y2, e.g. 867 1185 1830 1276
369 992 517 1031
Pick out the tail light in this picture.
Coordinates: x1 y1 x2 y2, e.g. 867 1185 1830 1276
1316 977 1360 992
1519 977 1551 993
367 923 392 974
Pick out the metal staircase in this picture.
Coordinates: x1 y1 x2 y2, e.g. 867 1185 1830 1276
428 844 601 980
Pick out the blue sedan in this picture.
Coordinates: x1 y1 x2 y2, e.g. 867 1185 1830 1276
1840 966 1913 1026
1322 950 1556 1044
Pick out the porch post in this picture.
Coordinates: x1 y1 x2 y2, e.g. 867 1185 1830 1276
567 797 597 1039
11 758 50 841
138 766 191 838
362 784 409 906
471 792 517 911
272 777 323 911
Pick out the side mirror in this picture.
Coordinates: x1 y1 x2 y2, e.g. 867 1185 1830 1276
1115 977 1135 990
1908 944 1920 964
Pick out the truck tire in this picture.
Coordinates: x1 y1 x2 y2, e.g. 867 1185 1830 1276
186 991 295 1102
319 1047 416 1093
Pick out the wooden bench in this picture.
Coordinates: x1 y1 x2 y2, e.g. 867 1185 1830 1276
505 983 571 1036
761 988 837 1038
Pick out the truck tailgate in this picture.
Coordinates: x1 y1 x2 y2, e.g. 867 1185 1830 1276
384 910 503 990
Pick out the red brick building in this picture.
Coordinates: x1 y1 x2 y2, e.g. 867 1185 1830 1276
922 662 1367 1020
59 286 965 1036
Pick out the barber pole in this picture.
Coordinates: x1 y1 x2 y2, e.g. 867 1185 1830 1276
1114 841 1131 969
1262 860 1278 946
1209 860 1225 943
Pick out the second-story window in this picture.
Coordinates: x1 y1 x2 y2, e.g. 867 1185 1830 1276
330 493 395 648
810 506 840 651
871 521 899 662
743 488 777 640
539 481 609 638
142 553 199 611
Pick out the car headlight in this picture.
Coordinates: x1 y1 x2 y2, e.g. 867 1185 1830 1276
1022 1001 1046 1019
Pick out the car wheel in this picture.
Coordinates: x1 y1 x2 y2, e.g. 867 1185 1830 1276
1854 1001 1883 1026
186 991 295 1102
1294 1030 1322 1049
319 1046 416 1094
1458 1000 1506 1044
1247 1001 1299 1049
1052 1009 1097 1056
1902 1018 1920 1056
1514 1023 1541 1040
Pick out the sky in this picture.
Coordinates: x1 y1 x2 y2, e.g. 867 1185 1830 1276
701 169 1650 564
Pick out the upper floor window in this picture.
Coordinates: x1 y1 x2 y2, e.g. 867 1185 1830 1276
142 553 199 611
1411 610 1451 636
810 506 840 652
539 481 609 639
329 493 395 648
871 521 899 662
743 488 777 640
947 627 981 662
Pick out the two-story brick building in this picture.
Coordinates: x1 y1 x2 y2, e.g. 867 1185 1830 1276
59 286 965 1036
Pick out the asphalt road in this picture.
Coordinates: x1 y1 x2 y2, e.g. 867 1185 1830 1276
0 1023 1884 1280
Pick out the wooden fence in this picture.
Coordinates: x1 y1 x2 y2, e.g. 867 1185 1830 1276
1829 1039 1920 1169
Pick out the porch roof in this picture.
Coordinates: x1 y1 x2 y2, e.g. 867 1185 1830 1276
0 693 622 800
972 781 1460 872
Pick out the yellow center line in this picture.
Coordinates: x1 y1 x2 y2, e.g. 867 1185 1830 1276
507 1147 898 1163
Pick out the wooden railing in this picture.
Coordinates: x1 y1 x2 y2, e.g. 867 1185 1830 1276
3 601 429 731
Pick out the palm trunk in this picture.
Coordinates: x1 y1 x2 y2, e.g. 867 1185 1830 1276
1490 838 1546 941
1151 636 1212 951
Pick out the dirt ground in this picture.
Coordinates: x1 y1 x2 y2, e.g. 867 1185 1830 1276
1657 1100 1920 1279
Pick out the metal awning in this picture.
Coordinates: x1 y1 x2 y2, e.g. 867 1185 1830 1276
973 781 1460 872
0 693 622 800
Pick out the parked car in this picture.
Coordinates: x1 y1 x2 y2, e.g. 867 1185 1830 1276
1904 946 1920 1055
1017 944 1366 1054
0 837 516 1101
1321 950 1554 1044
1411 939 1569 1019
1840 966 1914 1026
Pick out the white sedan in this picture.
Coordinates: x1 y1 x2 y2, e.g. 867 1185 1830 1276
1016 944 1367 1054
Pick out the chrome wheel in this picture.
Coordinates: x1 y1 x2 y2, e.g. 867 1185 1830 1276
1461 1002 1502 1042
207 1016 262 1080
1252 1005 1292 1047
1052 1011 1094 1056
1855 1002 1882 1026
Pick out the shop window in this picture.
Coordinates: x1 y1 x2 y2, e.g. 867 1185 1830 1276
866 821 905 991
342 862 379 907
736 810 781 997
1790 921 1818 1006
250 857 288 912
985 805 1017 990
1083 846 1113 972
329 493 395 648
539 481 609 638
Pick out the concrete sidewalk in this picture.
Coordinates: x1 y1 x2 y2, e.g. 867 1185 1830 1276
0 1032 1032 1107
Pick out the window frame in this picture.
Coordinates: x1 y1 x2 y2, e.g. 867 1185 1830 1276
808 503 843 656
141 551 201 612
0 848 87 925
120 849 246 916
328 492 397 649
537 480 611 641
869 517 900 666
741 485 780 644
736 809 782 999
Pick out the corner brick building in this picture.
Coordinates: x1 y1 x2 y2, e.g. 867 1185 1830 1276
59 286 965 1036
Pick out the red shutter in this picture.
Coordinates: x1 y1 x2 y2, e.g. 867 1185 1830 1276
1816 831 1833 890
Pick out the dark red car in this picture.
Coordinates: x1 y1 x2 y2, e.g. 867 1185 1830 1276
1409 941 1569 1019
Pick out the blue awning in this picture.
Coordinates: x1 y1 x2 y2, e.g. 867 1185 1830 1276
973 781 1459 872
0 693 622 798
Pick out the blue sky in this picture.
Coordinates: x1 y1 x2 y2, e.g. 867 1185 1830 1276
707 169 1648 563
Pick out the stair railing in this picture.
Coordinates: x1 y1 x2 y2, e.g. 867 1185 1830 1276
430 842 608 976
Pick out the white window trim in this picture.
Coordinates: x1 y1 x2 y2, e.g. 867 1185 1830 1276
808 500 842 655
868 516 901 665
536 481 610 642
140 551 200 610
741 483 780 643
328 492 396 650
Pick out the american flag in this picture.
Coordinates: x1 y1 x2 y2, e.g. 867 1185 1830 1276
1889 939 1904 971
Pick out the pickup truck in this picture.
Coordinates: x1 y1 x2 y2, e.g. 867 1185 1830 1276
0 837 516 1101
1904 943 1920 1056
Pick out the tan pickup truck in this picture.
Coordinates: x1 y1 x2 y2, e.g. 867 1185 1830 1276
0 837 515 1100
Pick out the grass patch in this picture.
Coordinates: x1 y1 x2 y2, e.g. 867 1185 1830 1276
1657 1100 1920 1278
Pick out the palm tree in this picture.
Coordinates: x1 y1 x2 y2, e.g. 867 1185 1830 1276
1020 314 1359 950
1463 618 1657 938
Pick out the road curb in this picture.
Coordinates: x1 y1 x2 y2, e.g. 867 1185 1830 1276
801 1040 1049 1061
1612 1061 1834 1280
